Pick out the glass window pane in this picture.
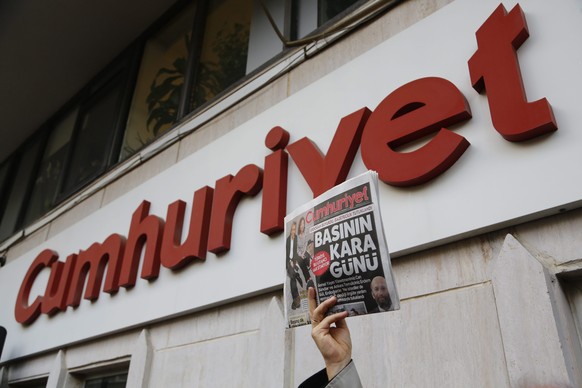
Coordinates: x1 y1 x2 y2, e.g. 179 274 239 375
293 0 318 39
0 137 43 241
63 79 123 193
190 0 253 110
84 373 127 388
294 0 364 39
23 108 77 225
8 377 48 388
0 160 11 215
246 0 285 73
318 0 361 26
121 3 196 161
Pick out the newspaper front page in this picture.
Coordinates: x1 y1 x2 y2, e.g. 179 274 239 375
284 171 399 328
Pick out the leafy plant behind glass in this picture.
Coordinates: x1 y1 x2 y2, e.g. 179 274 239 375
191 22 250 109
143 22 250 146
146 35 189 138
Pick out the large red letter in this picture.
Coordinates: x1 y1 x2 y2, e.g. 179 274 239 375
119 200 164 288
15 249 58 324
161 186 214 270
208 164 263 254
41 254 76 315
361 77 471 186
261 126 289 235
468 4 557 141
67 233 126 308
287 108 371 197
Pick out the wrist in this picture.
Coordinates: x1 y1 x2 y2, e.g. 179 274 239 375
325 358 351 381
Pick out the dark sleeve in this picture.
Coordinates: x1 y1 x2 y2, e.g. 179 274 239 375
0 326 6 359
298 368 328 388
298 361 362 388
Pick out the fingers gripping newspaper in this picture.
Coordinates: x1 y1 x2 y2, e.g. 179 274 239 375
284 171 399 327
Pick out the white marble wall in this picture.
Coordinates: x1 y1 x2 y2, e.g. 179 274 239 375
291 223 582 387
3 209 582 387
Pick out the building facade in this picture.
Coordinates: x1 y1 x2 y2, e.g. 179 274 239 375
1 0 582 386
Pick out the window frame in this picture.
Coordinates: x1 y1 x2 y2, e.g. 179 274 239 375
83 371 129 388
0 131 48 241
68 359 130 388
561 275 582 348
56 49 141 202
7 376 49 388
0 156 18 224
0 0 377 244
291 0 369 40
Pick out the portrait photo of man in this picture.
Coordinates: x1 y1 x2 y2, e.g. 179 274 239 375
369 276 393 313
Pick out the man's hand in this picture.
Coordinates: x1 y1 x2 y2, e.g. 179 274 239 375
308 287 352 380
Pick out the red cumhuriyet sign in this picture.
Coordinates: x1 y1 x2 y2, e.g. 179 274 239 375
15 4 557 325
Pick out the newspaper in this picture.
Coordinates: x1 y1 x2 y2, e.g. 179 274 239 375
284 171 399 328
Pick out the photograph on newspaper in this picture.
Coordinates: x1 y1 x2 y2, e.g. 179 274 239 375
284 171 399 328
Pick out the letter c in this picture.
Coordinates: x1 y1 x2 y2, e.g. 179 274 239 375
15 249 58 325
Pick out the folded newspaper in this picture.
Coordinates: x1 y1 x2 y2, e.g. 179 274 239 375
284 170 399 328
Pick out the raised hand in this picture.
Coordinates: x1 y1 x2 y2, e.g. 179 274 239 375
308 287 352 380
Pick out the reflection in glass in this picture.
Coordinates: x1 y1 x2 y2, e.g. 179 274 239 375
24 108 77 225
121 3 196 161
190 0 252 110
0 161 10 214
63 79 123 193
84 373 128 388
318 0 361 26
0 137 42 240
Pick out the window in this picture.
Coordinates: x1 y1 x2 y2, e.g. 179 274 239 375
84 372 128 388
124 0 257 161
293 0 365 38
190 0 254 111
61 75 126 193
0 52 135 239
68 360 129 388
0 0 371 243
0 158 15 225
563 277 582 349
121 2 197 161
23 108 77 225
8 378 48 388
318 0 362 26
0 136 43 240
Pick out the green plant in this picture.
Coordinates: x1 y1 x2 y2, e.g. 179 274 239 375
142 22 250 147
146 35 190 137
